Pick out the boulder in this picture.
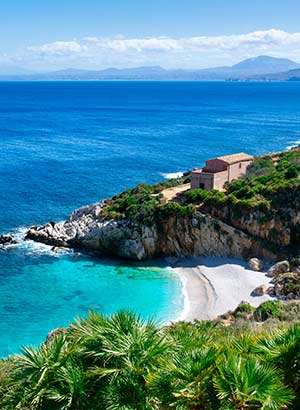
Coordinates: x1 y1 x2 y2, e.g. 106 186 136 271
251 284 268 297
267 260 290 277
248 257 264 271
0 234 17 246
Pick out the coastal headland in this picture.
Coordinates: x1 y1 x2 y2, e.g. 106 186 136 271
5 147 297 320
25 148 300 262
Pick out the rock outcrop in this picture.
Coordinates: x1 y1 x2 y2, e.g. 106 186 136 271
251 284 268 297
0 234 17 246
267 260 290 277
25 200 276 261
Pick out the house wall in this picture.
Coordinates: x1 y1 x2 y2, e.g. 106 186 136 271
191 158 253 191
205 158 228 173
212 170 229 190
191 172 214 190
228 160 252 182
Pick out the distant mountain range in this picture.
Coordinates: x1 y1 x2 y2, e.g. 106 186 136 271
1 55 300 81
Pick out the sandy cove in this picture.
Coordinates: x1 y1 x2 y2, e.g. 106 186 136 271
170 257 273 322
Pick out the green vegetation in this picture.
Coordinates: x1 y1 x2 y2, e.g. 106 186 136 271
253 300 284 321
102 180 194 225
1 309 300 409
223 150 300 209
102 184 161 224
151 173 190 193
185 150 300 212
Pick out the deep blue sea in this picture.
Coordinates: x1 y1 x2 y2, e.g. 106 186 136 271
1 81 300 357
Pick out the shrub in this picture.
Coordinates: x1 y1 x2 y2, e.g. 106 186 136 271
155 202 195 220
246 155 275 177
184 188 210 203
285 164 300 179
253 300 283 322
234 302 255 315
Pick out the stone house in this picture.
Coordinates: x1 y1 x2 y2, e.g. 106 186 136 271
191 152 253 191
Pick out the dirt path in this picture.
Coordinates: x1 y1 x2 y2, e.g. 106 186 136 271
161 183 190 203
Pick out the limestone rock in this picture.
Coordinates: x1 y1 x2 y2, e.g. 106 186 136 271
251 284 268 297
248 257 264 271
270 272 300 300
25 200 277 261
267 260 290 277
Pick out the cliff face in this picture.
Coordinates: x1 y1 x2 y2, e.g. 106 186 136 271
206 205 300 249
26 201 276 261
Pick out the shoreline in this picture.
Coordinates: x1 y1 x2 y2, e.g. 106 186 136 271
170 257 273 322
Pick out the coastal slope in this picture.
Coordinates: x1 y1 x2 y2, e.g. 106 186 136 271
25 149 300 262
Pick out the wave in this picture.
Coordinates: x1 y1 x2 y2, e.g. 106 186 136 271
160 171 184 180
4 226 73 257
286 139 300 150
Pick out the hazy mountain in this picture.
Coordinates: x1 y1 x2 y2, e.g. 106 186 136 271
0 56 299 81
231 55 300 74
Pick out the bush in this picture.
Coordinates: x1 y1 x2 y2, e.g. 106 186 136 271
235 302 255 315
184 188 211 203
246 156 275 177
253 300 283 322
155 202 195 220
285 164 300 179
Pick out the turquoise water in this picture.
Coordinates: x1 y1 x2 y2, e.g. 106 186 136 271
1 239 182 357
2 81 300 356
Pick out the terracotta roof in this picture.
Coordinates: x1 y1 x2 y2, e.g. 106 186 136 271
214 152 253 165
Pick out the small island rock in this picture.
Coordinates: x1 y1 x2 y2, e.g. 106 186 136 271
0 234 17 246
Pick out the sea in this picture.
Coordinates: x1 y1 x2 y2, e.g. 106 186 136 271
1 80 300 357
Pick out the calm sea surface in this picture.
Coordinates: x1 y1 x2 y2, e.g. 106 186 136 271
1 81 300 356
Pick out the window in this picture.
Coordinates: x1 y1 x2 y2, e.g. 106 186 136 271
239 163 242 169
199 183 205 189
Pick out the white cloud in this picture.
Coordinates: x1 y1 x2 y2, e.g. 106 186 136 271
28 40 87 56
17 29 300 69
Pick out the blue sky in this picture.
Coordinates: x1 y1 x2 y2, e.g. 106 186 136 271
2 0 300 70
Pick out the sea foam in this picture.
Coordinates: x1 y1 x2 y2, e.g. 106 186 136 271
161 172 184 179
9 226 72 257
286 139 300 150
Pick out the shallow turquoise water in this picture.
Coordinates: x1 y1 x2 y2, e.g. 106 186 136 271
0 241 183 357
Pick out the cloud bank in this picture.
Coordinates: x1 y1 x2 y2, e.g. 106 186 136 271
9 29 300 70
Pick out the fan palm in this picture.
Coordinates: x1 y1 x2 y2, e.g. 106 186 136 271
256 324 300 408
213 354 293 410
13 334 79 409
148 344 217 409
46 363 88 410
74 311 170 409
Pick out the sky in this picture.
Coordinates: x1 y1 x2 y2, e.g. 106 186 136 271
2 0 300 71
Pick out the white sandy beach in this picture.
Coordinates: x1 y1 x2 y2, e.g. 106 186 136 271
171 257 272 321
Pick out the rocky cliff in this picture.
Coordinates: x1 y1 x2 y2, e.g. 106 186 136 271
26 200 276 261
25 148 300 262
